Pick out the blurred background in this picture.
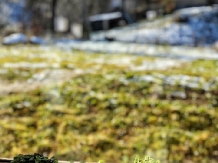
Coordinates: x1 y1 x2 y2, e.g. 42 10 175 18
0 0 218 163
0 0 217 44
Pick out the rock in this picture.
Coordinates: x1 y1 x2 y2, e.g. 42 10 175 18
3 33 27 45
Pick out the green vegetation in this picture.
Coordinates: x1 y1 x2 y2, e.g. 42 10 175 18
134 156 160 163
0 46 218 163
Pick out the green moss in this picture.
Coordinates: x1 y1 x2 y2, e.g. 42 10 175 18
0 46 218 163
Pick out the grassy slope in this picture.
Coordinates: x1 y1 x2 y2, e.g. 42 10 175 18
0 46 218 163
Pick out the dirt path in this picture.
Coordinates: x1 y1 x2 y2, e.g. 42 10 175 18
0 69 85 95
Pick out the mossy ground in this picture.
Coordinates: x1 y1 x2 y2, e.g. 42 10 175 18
0 45 218 163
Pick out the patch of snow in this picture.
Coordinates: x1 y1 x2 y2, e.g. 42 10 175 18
3 33 27 45
3 62 59 69
30 36 46 44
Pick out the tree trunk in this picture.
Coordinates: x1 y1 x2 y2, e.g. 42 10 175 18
51 0 57 33
207 0 214 5
122 0 125 13
82 0 89 39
